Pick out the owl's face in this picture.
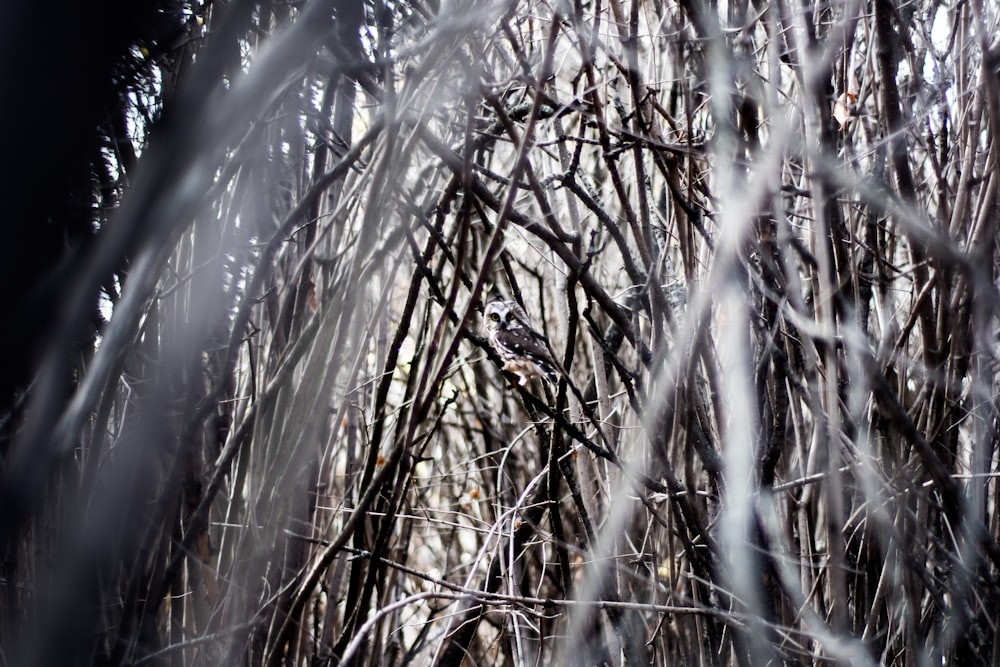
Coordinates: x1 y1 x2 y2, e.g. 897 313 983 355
484 300 525 333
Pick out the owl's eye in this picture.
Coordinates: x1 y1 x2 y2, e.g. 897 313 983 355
506 312 515 322
490 313 500 322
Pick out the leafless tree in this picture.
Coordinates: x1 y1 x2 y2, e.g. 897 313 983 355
3 0 1000 665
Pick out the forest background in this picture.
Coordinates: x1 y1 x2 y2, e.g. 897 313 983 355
2 0 1000 665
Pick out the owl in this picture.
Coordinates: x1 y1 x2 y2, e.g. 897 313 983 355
484 300 559 386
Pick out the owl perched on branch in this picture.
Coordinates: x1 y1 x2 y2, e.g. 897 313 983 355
484 300 559 387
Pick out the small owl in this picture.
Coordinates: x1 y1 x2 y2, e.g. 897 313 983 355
484 300 559 386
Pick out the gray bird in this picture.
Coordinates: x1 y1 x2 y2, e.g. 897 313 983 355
484 300 559 386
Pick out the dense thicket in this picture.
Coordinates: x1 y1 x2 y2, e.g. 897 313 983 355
3 0 1000 665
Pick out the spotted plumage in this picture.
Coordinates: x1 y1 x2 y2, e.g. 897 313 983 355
484 300 559 386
